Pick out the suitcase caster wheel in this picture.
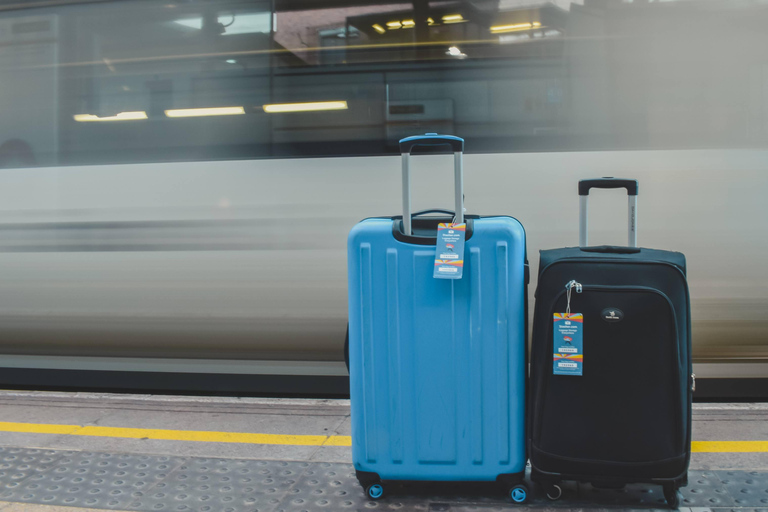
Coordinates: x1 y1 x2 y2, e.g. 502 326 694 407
366 483 385 500
663 486 679 509
546 483 563 501
508 484 529 503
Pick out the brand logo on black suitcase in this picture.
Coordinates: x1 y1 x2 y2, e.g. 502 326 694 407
601 308 624 322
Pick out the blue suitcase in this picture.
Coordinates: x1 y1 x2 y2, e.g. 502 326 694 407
347 135 529 502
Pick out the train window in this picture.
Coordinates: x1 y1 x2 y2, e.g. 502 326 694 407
0 0 273 167
0 0 766 167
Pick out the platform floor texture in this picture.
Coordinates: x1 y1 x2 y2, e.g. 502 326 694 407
0 391 767 512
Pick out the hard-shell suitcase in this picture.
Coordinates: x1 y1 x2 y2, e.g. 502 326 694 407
347 135 529 501
529 178 692 508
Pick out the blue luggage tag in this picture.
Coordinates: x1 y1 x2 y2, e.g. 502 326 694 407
553 313 583 376
434 223 465 279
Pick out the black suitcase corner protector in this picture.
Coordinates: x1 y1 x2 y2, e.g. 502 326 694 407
496 471 526 487
355 470 381 486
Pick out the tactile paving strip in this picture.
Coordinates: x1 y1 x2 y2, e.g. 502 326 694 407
719 471 768 507
0 450 182 510
0 447 68 502
679 471 732 507
141 457 310 512
0 446 768 511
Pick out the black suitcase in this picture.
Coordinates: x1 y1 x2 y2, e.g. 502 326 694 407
529 178 692 508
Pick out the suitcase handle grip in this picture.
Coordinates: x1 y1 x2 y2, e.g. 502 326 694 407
579 177 638 248
399 134 464 153
411 209 456 217
579 245 641 254
399 134 464 237
579 178 638 196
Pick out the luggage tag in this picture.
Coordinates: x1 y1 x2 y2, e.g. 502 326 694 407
434 223 466 279
553 280 583 376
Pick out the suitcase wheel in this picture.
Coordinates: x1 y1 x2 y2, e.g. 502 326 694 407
508 484 529 504
366 483 385 500
663 484 680 509
545 483 563 501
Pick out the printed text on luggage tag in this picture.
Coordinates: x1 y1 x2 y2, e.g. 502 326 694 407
434 223 465 279
553 313 583 376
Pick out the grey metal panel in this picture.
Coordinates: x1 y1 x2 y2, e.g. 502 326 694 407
0 355 348 375
0 150 765 367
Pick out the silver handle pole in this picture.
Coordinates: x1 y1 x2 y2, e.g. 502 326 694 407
402 153 411 236
579 195 588 247
454 152 464 224
628 195 638 247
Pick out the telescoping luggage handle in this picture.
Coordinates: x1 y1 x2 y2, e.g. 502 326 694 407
578 177 638 248
399 133 464 237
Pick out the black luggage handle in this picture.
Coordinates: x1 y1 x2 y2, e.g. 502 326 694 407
579 245 641 254
579 178 638 196
579 177 638 248
411 209 456 217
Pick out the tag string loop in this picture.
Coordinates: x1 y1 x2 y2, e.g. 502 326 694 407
565 280 582 316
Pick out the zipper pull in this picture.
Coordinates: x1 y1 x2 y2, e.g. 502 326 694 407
565 280 582 316
565 280 582 292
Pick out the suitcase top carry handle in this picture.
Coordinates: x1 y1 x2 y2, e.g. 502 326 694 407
399 134 464 153
399 134 464 237
411 208 456 217
579 177 638 248
578 177 638 196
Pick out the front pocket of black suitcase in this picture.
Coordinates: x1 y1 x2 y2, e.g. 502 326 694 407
537 286 681 465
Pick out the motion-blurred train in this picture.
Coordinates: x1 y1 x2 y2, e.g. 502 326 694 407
0 0 765 398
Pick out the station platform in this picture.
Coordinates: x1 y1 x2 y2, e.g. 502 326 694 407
0 391 767 511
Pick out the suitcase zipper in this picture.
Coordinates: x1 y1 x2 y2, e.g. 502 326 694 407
552 283 682 372
535 258 688 301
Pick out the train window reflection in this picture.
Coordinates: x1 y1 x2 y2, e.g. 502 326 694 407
0 0 766 167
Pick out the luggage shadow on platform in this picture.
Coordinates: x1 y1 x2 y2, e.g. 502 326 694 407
372 470 755 509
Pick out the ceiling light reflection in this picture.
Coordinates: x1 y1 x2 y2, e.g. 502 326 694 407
74 111 147 122
165 107 245 117
490 22 543 33
263 101 348 113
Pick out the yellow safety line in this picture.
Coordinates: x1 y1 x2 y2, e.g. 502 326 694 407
1 421 766 452
0 421 81 435
0 421 352 446
692 441 768 452
323 435 354 447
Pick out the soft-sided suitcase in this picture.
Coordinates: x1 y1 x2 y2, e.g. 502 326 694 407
529 178 692 508
347 134 529 502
